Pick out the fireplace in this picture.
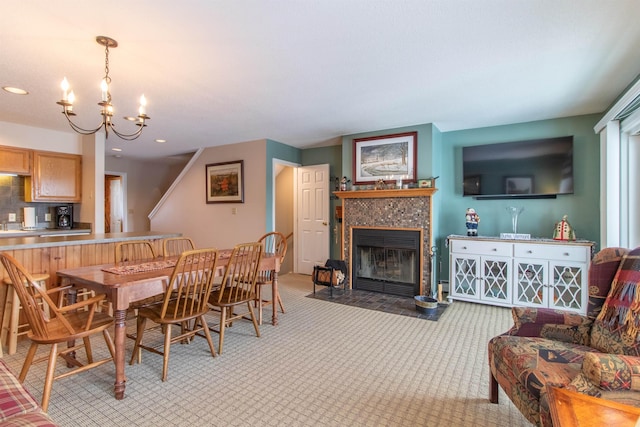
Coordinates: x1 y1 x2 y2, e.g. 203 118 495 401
352 228 421 297
336 188 435 296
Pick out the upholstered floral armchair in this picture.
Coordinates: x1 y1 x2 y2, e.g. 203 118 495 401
488 246 640 427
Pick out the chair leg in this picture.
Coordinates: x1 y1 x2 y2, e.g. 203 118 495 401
102 329 116 359
7 288 20 355
256 286 263 326
199 315 217 358
129 316 147 365
162 324 172 382
276 292 285 313
41 343 59 412
19 342 39 382
83 336 94 363
246 302 260 338
218 307 227 355
490 371 499 404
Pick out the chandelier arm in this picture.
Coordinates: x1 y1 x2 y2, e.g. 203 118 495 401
62 110 105 135
109 123 146 141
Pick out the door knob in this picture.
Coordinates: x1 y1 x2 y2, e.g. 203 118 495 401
322 221 328 226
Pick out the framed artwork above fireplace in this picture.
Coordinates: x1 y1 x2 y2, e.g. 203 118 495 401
352 131 417 185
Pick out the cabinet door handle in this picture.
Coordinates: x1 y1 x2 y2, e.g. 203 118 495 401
462 246 467 250
563 252 570 256
492 248 497 251
527 250 533 254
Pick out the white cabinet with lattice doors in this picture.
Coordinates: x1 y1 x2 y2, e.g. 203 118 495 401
448 236 593 314
513 243 590 314
449 239 512 307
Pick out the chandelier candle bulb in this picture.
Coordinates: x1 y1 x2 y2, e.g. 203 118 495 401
139 95 146 116
101 79 109 102
61 77 69 101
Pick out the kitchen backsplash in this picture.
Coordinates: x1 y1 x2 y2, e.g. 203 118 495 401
0 175 76 230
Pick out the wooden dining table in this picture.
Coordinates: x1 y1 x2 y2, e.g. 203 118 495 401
56 250 281 400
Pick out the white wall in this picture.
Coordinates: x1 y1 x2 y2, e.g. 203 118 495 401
0 121 82 154
106 156 187 232
150 140 267 249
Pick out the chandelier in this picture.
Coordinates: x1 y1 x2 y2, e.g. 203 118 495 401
56 36 149 141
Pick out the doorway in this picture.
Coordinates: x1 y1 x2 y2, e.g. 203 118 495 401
272 161 330 275
273 161 296 275
105 173 126 233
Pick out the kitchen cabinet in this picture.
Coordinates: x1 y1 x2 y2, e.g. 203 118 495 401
448 235 593 314
0 146 31 175
25 151 81 202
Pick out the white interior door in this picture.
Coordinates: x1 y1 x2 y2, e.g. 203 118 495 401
295 164 330 274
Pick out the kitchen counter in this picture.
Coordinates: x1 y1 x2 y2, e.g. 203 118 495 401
0 228 92 239
0 231 181 251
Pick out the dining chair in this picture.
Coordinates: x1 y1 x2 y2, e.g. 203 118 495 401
255 231 287 325
115 240 161 354
162 237 196 257
0 252 115 411
207 242 263 354
115 240 157 265
129 248 219 381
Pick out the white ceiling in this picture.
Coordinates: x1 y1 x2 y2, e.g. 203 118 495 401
2 1 640 160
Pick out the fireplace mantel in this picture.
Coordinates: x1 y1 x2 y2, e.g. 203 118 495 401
335 188 437 199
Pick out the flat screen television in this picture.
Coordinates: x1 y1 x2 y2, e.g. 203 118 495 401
462 136 573 198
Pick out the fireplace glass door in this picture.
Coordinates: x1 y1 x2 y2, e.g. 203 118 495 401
352 228 421 297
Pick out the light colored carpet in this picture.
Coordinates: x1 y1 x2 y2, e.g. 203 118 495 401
2 274 531 426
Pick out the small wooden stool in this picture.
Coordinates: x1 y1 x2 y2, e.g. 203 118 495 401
1 273 50 356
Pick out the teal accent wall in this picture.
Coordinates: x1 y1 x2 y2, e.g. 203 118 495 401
302 144 343 259
334 114 601 285
437 114 601 282
265 139 302 232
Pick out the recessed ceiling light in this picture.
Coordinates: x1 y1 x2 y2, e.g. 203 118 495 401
112 148 122 152
155 139 166 143
2 86 29 95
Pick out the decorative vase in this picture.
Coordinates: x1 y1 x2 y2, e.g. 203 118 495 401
506 206 524 234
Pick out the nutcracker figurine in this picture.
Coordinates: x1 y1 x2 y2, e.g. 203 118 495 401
465 208 480 236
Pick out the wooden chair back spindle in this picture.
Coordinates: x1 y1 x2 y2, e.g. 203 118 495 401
163 237 196 258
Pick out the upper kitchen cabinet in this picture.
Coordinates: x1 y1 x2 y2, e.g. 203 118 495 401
0 146 31 175
25 151 82 202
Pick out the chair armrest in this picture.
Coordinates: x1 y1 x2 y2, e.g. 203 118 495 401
582 352 640 391
507 307 593 345
57 293 107 313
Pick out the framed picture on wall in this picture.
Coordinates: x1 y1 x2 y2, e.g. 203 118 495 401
352 132 417 185
206 160 244 203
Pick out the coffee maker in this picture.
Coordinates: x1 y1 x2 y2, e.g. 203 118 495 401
55 205 72 229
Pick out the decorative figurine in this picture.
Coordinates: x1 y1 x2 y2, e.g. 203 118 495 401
465 208 480 236
553 214 576 241
375 178 386 190
340 176 350 191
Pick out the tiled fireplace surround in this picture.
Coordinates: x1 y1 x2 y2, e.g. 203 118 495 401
336 188 435 296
